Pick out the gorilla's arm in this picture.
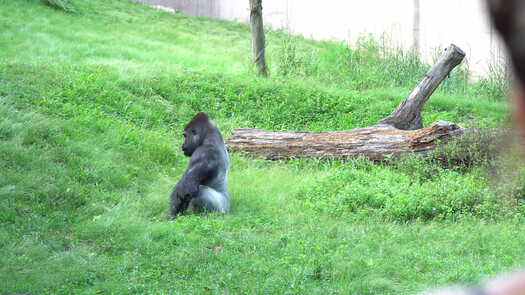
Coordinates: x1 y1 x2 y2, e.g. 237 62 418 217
169 146 219 217
178 147 218 197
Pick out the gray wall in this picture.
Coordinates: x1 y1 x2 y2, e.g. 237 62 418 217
132 0 218 17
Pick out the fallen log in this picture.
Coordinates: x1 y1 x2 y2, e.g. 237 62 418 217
227 121 464 160
227 44 467 160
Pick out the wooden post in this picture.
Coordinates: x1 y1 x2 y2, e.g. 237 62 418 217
249 0 268 77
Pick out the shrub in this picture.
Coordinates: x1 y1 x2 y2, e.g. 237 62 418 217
427 128 505 172
297 157 522 222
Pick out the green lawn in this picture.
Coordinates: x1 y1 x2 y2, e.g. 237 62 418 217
1 1 524 294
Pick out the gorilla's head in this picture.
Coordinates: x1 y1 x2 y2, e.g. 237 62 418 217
182 112 215 157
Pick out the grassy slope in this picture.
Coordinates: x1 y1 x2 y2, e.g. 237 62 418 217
0 1 523 294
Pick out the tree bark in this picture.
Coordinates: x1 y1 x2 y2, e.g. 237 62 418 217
227 44 467 160
249 0 268 77
228 121 464 161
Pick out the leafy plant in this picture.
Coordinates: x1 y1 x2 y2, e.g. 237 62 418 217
274 33 318 77
298 155 522 221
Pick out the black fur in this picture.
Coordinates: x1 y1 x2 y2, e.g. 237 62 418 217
169 113 230 218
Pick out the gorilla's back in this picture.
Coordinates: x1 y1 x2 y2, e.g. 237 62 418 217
204 141 230 200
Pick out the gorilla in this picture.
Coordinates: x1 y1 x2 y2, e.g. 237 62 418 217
169 112 230 218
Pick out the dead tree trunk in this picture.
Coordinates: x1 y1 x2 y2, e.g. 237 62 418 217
227 44 467 160
227 121 464 161
380 44 465 130
249 0 268 77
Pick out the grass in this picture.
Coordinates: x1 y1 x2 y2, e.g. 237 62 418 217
1 0 524 294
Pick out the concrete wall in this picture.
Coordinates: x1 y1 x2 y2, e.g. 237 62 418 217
133 0 506 78
133 0 217 17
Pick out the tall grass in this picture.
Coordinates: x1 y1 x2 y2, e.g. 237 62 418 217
270 33 507 100
345 36 429 89
476 53 511 100
270 33 431 89
274 33 319 77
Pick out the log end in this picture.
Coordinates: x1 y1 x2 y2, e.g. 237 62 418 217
448 44 466 59
409 120 464 149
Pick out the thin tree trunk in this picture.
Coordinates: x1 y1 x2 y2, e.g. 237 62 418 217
413 0 420 54
227 44 467 160
249 0 268 77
